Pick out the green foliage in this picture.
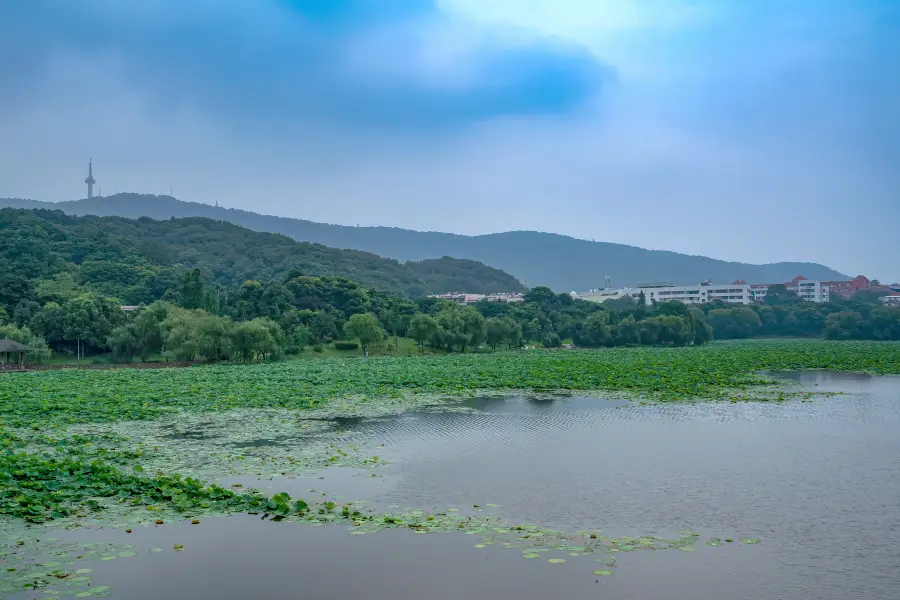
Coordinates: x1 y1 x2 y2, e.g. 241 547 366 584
409 313 438 351
0 452 267 524
343 313 385 356
161 308 233 362
0 323 51 361
697 300 900 341
486 316 521 349
1 341 898 429
0 208 521 304
334 341 360 350
706 308 762 339
0 194 848 292
542 332 561 348
232 318 283 362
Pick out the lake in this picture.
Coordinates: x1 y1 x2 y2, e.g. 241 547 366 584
6 372 900 599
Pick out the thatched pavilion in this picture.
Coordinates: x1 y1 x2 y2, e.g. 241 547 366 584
0 338 31 369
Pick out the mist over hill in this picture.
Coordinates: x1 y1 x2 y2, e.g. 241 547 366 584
1 194 849 290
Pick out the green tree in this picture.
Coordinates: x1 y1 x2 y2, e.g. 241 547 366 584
179 269 205 309
542 332 561 348
824 311 866 340
107 326 140 361
0 323 51 361
62 294 125 359
458 306 486 351
706 307 762 339
12 300 41 328
763 284 800 306
34 272 83 304
485 317 507 349
523 286 556 309
162 309 233 362
615 315 639 345
232 318 282 362
131 301 174 360
573 312 610 347
286 324 311 354
343 313 385 358
408 313 438 351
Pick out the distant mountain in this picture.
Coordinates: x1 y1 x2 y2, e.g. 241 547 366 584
1 194 849 290
0 208 524 308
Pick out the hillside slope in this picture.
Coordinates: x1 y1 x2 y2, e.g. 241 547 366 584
0 208 524 309
1 195 849 289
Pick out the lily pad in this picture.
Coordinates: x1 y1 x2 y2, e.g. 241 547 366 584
548 558 566 564
593 570 614 576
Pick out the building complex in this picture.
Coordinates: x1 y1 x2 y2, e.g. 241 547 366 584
428 292 525 305
575 274 892 307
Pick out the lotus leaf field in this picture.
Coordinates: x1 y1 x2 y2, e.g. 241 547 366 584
1 340 898 596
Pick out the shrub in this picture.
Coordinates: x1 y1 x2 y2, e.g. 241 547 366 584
334 341 360 351
542 333 562 348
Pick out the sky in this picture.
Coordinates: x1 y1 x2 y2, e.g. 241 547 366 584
1 0 898 282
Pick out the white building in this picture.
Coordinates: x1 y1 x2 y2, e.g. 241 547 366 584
428 292 524 305
576 282 753 306
747 276 830 303
881 295 900 307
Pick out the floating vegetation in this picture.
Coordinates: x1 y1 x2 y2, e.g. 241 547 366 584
0 536 134 597
0 341 834 594
3 341 897 429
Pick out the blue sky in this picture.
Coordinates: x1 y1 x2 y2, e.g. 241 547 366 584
1 0 898 282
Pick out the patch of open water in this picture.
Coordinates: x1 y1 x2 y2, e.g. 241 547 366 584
6 372 900 599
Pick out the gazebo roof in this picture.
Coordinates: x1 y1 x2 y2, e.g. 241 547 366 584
0 338 31 352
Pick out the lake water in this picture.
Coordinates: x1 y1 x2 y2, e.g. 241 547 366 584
8 372 900 599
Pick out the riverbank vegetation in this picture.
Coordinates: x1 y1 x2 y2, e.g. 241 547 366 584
3 208 898 367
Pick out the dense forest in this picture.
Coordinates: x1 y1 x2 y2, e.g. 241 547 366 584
0 194 848 291
1 208 896 364
0 208 524 310
0 273 715 363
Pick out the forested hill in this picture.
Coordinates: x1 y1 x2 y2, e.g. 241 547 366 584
0 208 524 310
0 194 848 290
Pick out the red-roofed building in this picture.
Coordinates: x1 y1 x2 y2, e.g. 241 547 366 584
823 275 871 300
738 275 830 303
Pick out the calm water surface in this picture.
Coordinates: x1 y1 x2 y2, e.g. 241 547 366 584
15 372 900 600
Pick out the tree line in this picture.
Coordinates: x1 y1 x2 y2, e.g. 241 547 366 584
4 269 898 364
0 269 721 363
672 284 900 341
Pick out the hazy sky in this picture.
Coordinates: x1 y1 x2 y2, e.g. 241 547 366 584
1 0 898 282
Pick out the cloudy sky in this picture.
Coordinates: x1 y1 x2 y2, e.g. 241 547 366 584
2 0 898 281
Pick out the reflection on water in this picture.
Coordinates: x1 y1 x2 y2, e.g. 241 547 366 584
9 373 900 600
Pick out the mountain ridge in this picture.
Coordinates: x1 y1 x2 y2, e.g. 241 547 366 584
0 194 850 289
0 208 525 308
